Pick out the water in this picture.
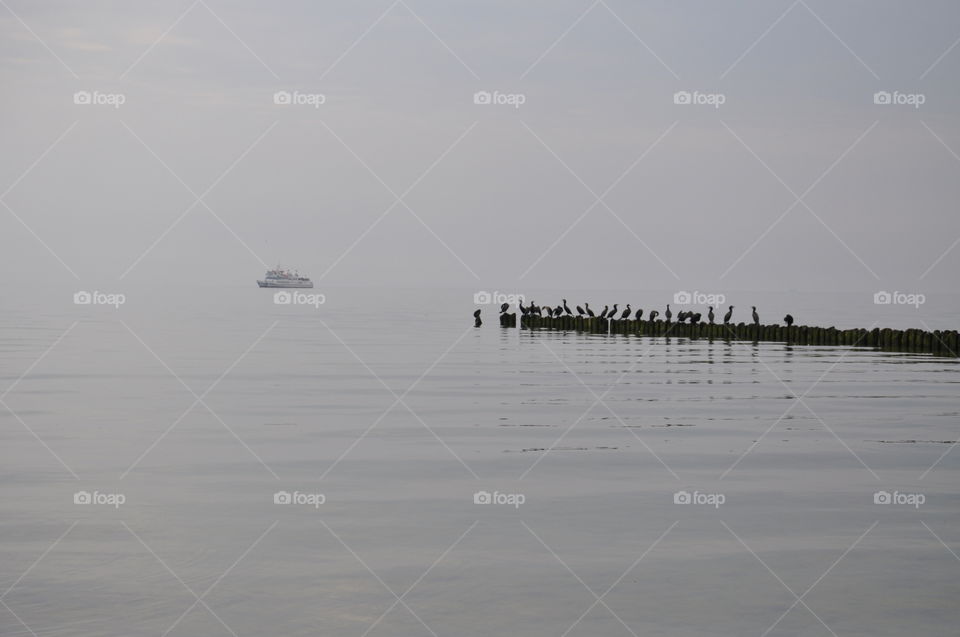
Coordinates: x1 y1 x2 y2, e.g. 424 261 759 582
2 285 958 636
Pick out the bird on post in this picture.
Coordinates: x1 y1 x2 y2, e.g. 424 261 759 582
690 312 702 324
563 299 572 315
474 308 482 327
576 304 585 316
620 304 631 319
752 306 760 326
723 306 734 324
677 310 688 323
649 310 659 321
708 306 715 324
586 303 595 317
500 302 509 314
634 308 643 320
599 305 609 319
783 314 794 327
519 301 528 316
665 304 672 322
609 304 618 319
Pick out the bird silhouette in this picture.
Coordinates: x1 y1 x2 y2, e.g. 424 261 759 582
649 310 659 321
723 306 734 324
586 303 595 317
783 314 794 327
563 299 572 315
752 306 760 326
599 305 609 319
665 304 672 322
620 304 631 319
473 308 482 327
500 303 509 314
576 304 585 316
708 306 715 324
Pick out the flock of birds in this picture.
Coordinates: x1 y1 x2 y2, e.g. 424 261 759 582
474 299 795 328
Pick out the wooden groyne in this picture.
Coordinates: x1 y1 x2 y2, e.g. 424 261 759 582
498 314 958 357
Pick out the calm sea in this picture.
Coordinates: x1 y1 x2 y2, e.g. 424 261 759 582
2 284 958 636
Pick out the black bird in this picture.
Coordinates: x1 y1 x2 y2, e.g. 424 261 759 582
665 304 673 322
554 305 563 317
723 305 734 324
690 312 702 324
500 302 509 314
620 304 631 320
609 304 618 319
531 302 541 316
677 310 688 323
634 308 643 320
599 305 609 319
783 314 794 327
649 310 659 321
519 301 528 316
563 299 572 315
586 303 595 317
576 304 585 316
752 306 760 326
473 308 482 327
707 306 715 324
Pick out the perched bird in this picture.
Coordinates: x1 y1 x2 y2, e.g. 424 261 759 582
634 308 643 320
677 310 688 323
500 302 509 314
576 304 585 316
723 305 734 324
665 304 673 322
620 304 631 320
783 314 794 327
532 302 542 316
519 301 528 316
649 310 659 321
690 312 702 324
563 299 573 315
554 305 563 317
473 308 482 327
609 304 618 319
586 303 595 317
752 306 760 326
599 305 609 319
707 306 715 324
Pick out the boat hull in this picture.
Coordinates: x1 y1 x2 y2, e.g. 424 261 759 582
257 280 313 288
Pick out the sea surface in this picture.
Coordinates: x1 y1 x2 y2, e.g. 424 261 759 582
1 285 958 636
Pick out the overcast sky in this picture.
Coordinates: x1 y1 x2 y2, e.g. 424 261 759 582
2 0 959 294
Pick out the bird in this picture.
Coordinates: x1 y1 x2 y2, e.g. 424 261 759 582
519 301 528 316
677 310 688 323
783 314 794 327
620 304 631 319
649 310 659 321
723 306 734 324
563 299 572 315
599 305 609 319
500 302 509 314
531 302 541 316
634 308 643 320
665 304 672 322
473 308 482 327
586 303 595 317
707 306 715 324
690 312 702 324
752 306 760 326
576 304 585 316
609 304 618 319
554 305 563 317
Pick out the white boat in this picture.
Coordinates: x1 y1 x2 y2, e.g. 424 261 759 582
257 267 313 288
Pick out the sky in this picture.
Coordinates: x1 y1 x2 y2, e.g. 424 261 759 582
2 0 960 296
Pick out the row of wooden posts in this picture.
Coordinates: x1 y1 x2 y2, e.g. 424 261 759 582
497 313 958 357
